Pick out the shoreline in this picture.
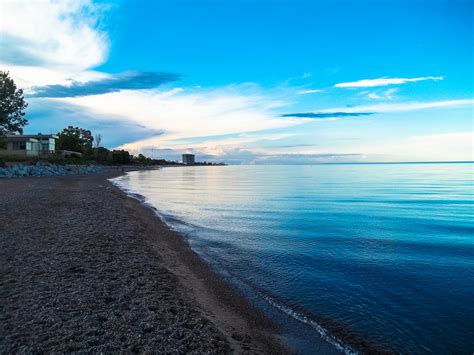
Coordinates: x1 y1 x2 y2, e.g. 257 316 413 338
111 168 394 355
106 170 288 352
0 170 286 353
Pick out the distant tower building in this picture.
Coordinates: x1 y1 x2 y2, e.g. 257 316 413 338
182 154 195 165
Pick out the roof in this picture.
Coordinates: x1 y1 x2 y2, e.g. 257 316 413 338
5 136 39 142
6 134 58 139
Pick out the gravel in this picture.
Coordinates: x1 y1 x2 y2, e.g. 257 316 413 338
0 173 231 353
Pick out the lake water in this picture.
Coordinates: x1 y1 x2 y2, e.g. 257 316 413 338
112 163 474 353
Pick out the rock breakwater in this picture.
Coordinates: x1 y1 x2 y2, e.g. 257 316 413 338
0 163 102 178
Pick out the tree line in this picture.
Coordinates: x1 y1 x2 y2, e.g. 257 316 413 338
55 125 179 165
0 71 181 166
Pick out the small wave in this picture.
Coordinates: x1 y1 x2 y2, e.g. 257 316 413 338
260 293 358 355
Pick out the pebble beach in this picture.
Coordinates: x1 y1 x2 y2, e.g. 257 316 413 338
0 170 285 353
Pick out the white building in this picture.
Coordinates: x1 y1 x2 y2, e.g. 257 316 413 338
0 134 58 158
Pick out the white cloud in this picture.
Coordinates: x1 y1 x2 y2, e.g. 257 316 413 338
367 92 381 100
298 89 323 95
195 131 474 163
335 76 444 88
121 132 296 158
384 88 398 97
54 85 310 148
321 99 474 113
1 0 311 156
0 0 109 87
3 1 470 164
364 88 398 100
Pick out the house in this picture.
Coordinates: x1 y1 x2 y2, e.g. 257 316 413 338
0 134 58 158
182 154 195 165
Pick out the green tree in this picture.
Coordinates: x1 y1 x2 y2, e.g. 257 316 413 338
93 146 111 164
135 153 151 165
0 71 28 136
57 126 94 153
111 149 131 165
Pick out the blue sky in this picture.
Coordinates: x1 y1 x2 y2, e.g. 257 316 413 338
1 0 472 163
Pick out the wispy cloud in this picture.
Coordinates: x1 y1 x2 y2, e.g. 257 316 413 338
54 84 308 143
0 34 49 67
26 99 165 147
119 131 301 162
0 0 109 70
297 89 323 95
29 71 180 98
4 1 471 164
0 0 109 87
335 76 444 88
280 112 373 119
361 88 398 100
321 99 474 113
120 143 364 164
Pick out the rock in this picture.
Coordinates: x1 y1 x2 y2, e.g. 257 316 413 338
0 164 103 179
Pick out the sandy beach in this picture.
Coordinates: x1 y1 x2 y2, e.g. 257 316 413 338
0 170 286 353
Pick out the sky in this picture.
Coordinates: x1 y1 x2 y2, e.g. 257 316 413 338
1 0 472 163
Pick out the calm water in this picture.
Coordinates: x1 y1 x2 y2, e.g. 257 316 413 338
112 163 474 353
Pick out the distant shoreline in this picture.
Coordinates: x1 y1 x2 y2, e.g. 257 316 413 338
302 160 474 165
231 161 474 166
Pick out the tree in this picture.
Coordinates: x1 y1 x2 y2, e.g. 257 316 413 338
94 133 102 148
0 71 28 135
57 126 94 153
135 153 152 165
93 146 112 164
111 149 131 164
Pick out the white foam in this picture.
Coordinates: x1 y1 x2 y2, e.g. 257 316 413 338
261 293 358 355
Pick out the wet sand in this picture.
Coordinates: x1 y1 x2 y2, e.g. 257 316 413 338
0 170 286 353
